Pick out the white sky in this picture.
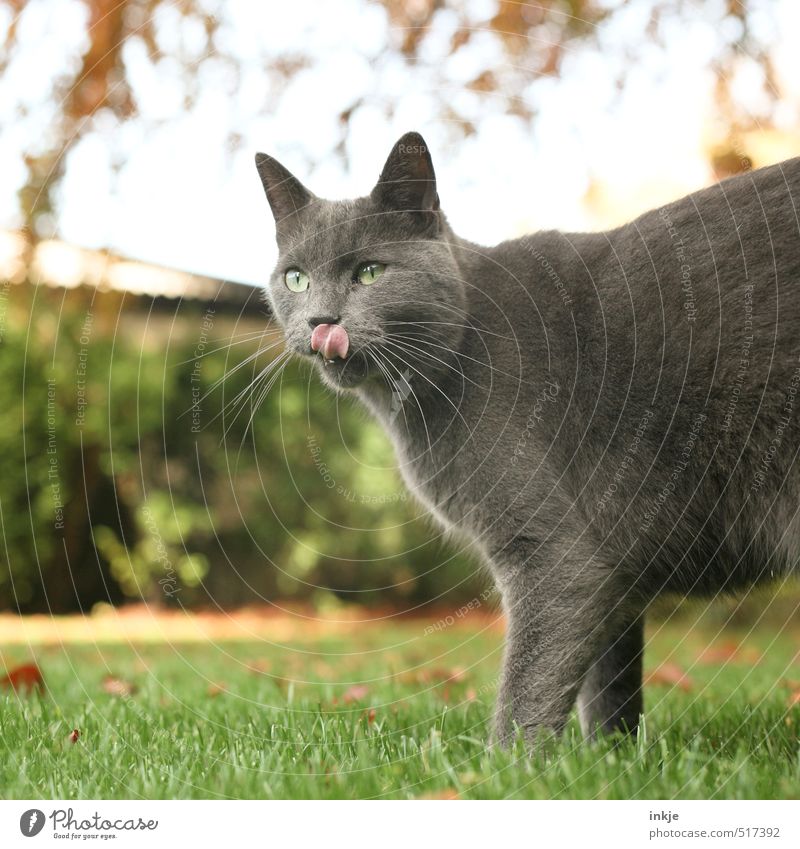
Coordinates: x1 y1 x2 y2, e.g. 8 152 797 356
1 0 799 286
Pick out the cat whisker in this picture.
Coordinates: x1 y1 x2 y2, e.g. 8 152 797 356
231 356 296 468
389 330 541 387
379 342 474 437
181 340 287 416
384 319 516 342
382 335 489 391
236 350 294 449
173 329 283 366
367 343 435 461
202 348 292 440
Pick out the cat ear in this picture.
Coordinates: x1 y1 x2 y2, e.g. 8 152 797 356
371 132 440 230
254 152 315 240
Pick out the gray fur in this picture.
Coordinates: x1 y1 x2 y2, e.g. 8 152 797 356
255 133 800 746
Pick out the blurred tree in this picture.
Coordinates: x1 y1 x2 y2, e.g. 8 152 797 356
0 0 784 239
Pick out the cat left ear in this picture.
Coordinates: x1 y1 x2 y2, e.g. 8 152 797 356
254 152 315 241
371 132 440 231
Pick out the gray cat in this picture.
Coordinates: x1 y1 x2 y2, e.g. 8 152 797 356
254 132 800 746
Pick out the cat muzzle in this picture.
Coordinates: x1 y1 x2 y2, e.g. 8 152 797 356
310 323 350 361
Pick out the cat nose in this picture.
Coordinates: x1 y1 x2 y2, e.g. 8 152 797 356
308 314 340 328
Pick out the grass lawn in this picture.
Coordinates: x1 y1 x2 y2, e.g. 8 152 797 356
1 609 799 799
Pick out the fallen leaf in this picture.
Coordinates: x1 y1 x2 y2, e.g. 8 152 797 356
421 666 467 685
645 663 694 692
365 708 376 724
787 688 800 708
68 729 80 744
433 666 467 684
419 789 460 800
207 682 227 697
0 663 44 694
697 642 761 665
696 641 740 664
342 684 369 704
394 666 468 687
101 676 137 697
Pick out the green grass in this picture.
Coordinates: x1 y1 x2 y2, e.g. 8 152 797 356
1 617 799 799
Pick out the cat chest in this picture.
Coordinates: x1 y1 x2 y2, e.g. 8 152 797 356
384 406 516 544
397 449 493 542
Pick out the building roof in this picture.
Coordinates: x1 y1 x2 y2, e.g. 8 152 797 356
0 230 266 314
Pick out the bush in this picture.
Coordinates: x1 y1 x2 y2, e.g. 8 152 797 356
0 281 484 612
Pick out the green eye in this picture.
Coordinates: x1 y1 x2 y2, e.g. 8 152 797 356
357 262 385 285
284 268 309 292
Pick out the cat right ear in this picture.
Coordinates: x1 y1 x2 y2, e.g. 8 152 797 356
371 132 440 234
254 152 315 241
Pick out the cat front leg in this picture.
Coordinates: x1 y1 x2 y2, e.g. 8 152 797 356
577 615 644 739
491 552 631 748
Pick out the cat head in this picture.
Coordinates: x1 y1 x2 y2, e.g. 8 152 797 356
254 132 466 390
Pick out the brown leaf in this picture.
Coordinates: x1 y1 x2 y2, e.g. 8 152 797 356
101 676 137 697
467 70 496 93
399 666 468 686
450 28 471 52
645 663 694 692
697 641 761 666
432 666 467 684
68 728 80 744
419 788 460 800
1 663 44 694
342 684 369 704
207 682 227 697
365 708 376 724
786 687 800 708
697 641 740 664
245 659 272 674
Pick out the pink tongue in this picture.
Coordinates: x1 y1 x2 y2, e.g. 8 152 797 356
310 323 349 360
